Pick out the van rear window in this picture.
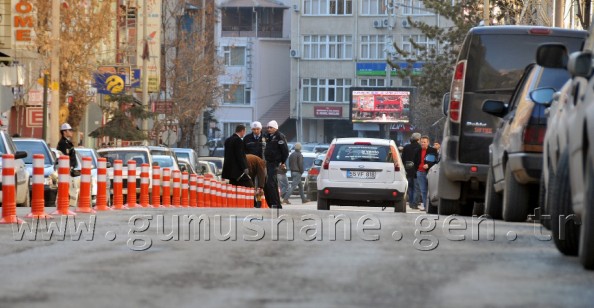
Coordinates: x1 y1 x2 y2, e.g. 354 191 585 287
465 34 583 92
330 144 393 162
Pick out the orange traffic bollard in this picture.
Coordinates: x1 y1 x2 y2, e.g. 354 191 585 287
261 194 268 208
1 154 24 224
51 156 76 216
203 178 211 207
151 166 162 208
228 184 235 208
76 156 95 213
189 174 197 207
162 168 171 207
172 170 181 207
181 172 189 207
139 163 150 207
94 158 111 211
197 175 204 207
112 160 126 210
125 160 140 208
26 154 52 219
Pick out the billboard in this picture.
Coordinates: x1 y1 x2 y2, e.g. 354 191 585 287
350 87 413 124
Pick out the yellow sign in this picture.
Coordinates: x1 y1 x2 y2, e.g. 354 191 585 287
106 75 124 94
37 78 60 91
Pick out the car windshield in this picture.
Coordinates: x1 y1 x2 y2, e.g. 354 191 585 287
301 144 317 152
153 155 174 167
98 151 149 167
175 152 190 160
203 159 223 169
330 144 393 162
14 140 53 165
77 149 97 168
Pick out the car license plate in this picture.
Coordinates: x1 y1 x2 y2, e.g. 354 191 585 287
347 170 376 179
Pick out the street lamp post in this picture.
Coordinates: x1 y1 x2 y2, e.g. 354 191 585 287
49 0 60 146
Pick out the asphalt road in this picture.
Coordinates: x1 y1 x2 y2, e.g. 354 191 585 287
1 199 593 307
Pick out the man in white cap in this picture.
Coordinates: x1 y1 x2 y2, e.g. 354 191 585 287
263 120 289 209
243 121 265 158
57 123 79 173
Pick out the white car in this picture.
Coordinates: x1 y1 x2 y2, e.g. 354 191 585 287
0 131 30 207
316 138 408 212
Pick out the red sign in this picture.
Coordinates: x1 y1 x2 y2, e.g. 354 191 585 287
314 106 342 118
153 100 173 114
26 107 43 127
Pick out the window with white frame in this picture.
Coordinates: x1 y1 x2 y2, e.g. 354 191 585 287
303 35 353 60
361 0 385 15
223 46 246 66
302 78 352 103
360 35 392 60
401 34 436 59
303 0 353 15
223 84 251 105
360 78 393 87
223 122 250 138
402 0 433 15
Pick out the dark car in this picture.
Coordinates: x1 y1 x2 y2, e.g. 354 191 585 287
304 153 326 201
437 25 586 216
14 138 58 206
482 63 571 222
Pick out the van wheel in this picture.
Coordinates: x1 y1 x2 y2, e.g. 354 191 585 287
579 155 594 269
394 198 406 213
317 198 329 210
502 163 530 222
485 166 502 219
438 198 459 215
551 151 580 256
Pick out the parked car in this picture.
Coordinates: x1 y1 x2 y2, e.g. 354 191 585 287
14 138 58 207
76 147 110 205
172 148 200 174
199 161 218 179
305 153 326 201
97 147 152 197
482 62 571 222
0 131 30 207
317 138 407 212
313 144 330 154
177 158 197 175
538 37 594 269
199 157 224 177
51 147 84 207
437 25 586 216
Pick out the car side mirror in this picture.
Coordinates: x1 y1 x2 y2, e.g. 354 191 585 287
536 43 568 68
442 92 450 116
482 100 508 118
106 162 112 168
567 51 593 77
201 166 207 174
180 165 187 172
530 88 556 105
14 151 27 160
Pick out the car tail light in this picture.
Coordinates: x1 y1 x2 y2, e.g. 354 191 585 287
529 28 551 35
523 125 546 152
308 168 320 177
470 166 478 173
324 189 330 195
392 191 398 197
354 142 371 145
390 145 400 171
323 144 335 170
449 61 466 123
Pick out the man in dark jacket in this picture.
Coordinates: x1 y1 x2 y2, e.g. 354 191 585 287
282 143 309 204
57 123 79 176
401 132 421 209
222 124 249 186
263 120 289 209
243 121 265 158
414 135 439 212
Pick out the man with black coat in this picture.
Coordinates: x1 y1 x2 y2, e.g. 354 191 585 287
263 120 289 209
222 124 250 186
243 121 265 158
401 132 421 209
57 123 80 176
414 135 439 212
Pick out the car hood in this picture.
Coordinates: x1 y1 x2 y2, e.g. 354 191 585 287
24 164 56 177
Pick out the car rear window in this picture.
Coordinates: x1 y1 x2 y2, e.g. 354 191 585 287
175 152 190 160
330 144 393 162
98 151 149 166
465 34 584 92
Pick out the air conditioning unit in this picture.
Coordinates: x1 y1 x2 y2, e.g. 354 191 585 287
293 4 299 12
290 49 300 58
383 19 390 27
373 19 385 28
402 20 411 28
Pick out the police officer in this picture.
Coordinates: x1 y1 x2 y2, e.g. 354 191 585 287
263 120 289 209
57 123 79 175
243 121 265 158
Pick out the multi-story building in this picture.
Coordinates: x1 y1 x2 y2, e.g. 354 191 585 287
290 0 452 143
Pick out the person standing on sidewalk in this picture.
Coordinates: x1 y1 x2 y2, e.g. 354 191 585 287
263 120 289 209
57 123 79 176
222 124 249 186
402 132 421 209
282 143 309 204
243 121 265 158
414 135 438 211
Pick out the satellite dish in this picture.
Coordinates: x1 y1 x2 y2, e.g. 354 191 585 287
159 129 178 147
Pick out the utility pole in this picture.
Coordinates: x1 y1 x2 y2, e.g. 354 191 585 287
50 0 60 146
483 0 489 25
197 0 208 156
554 0 564 27
141 0 149 139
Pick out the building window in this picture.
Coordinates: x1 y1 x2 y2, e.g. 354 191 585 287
402 77 413 87
360 35 392 60
223 85 250 105
223 122 250 138
402 0 433 15
401 34 436 59
303 35 353 60
361 0 385 15
303 0 352 15
302 78 352 103
223 46 246 66
359 78 386 87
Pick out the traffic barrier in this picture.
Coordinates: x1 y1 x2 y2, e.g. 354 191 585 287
197 175 204 207
76 156 95 213
189 174 197 207
217 182 223 207
151 166 162 208
210 179 217 207
172 170 181 207
112 160 126 210
26 154 52 219
203 178 211 207
51 156 76 216
261 194 268 209
162 168 171 207
181 172 189 207
228 184 236 208
1 154 23 224
225 183 232 208
94 158 111 211
139 163 150 207
125 160 140 208
248 187 255 208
